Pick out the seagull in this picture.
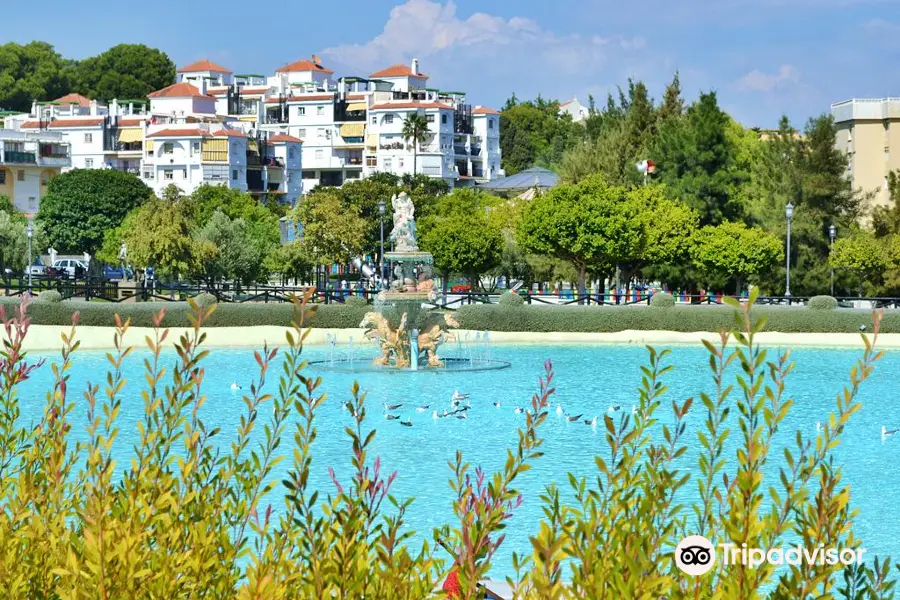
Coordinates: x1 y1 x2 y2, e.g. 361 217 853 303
385 413 401 421
385 402 403 411
415 405 431 413
432 410 440 420
230 381 241 391
400 418 413 427
566 413 584 422
883 426 898 440
584 416 598 427
514 407 524 414
452 390 470 402
556 405 564 415
859 324 867 332
608 405 621 413
816 421 822 433
493 401 502 408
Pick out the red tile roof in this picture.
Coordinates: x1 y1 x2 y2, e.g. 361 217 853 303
268 134 304 144
276 59 334 74
147 128 212 138
347 93 368 100
213 129 246 138
208 87 229 96
118 117 146 127
266 93 334 104
369 102 453 111
148 82 215 99
239 86 271 96
177 59 232 74
48 118 106 128
472 107 500 115
370 65 428 79
54 93 93 107
19 121 43 129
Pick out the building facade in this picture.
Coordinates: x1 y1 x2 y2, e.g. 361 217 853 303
4 55 500 205
832 98 900 208
0 129 71 216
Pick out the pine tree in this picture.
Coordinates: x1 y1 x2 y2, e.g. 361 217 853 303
656 71 684 123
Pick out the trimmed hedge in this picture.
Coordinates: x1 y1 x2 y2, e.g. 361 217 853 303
37 290 63 303
454 304 891 334
343 295 369 308
650 292 675 308
193 292 218 308
498 291 525 307
0 298 370 329
808 295 838 310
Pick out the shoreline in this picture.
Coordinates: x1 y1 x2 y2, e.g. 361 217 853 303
17 325 892 352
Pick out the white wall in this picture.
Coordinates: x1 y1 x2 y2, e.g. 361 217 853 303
54 126 105 170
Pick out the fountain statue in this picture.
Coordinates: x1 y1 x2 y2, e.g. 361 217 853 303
359 192 458 370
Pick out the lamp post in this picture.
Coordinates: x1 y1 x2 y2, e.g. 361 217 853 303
377 198 386 289
785 202 794 298
26 224 33 293
829 224 837 296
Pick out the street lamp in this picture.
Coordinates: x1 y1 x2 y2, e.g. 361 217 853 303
26 223 33 293
377 198 386 289
785 202 794 298
829 224 837 296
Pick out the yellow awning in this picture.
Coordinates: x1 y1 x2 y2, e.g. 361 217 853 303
340 123 366 138
238 115 257 122
346 102 367 112
145 140 154 152
118 128 143 143
365 134 377 148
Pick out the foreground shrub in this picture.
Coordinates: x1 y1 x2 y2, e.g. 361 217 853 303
498 290 525 307
193 291 218 308
36 290 62 303
649 291 675 308
0 290 892 599
344 295 369 307
809 295 839 310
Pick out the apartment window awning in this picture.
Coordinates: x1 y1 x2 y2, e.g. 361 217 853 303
345 102 367 112
238 115 257 122
340 123 366 138
144 140 154 153
117 128 143 143
365 134 378 149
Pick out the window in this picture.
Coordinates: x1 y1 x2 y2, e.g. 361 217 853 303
143 170 153 179
17 169 25 181
315 149 324 160
164 170 174 180
164 142 173 154
84 158 94 168
232 169 238 181
298 106 306 116
316 105 324 116
366 156 377 167
426 114 435 123
297 128 307 138
193 142 200 153
384 114 394 124
182 169 187 179
84 133 93 143
0 171 6 185
398 157 404 169
441 114 447 124
371 116 376 124
488 119 494 129
302 170 316 179
41 174 50 186
384 158 392 170
29 197 36 210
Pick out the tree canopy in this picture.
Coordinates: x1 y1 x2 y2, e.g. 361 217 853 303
36 169 154 254
690 221 784 293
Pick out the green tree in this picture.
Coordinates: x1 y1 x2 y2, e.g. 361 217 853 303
872 170 900 237
656 71 684 123
294 189 366 266
265 240 314 284
36 169 153 254
0 42 72 112
500 96 582 174
516 175 643 298
653 91 747 225
121 195 195 278
191 211 267 286
690 221 784 294
400 113 430 176
829 232 887 297
0 212 47 280
626 186 699 280
73 44 175 103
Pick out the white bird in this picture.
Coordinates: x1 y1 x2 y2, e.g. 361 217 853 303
608 405 621 413
816 421 822 433
415 405 430 413
230 381 241 391
556 404 564 415
452 390 470 403
584 416 598 427
514 407 524 414
432 410 439 420
493 401 501 408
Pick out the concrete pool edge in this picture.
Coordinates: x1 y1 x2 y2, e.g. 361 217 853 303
19 325 893 351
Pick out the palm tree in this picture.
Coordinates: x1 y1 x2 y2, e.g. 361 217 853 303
401 113 430 176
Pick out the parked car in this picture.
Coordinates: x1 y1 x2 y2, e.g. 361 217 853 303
52 259 88 279
25 258 45 277
102 265 134 281
451 284 471 293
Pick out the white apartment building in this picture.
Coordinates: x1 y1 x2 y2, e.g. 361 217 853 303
832 98 900 208
0 128 71 216
559 97 589 123
4 55 500 204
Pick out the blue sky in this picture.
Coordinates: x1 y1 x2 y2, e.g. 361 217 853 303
8 0 899 127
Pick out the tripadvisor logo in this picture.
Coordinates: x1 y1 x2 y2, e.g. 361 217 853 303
674 535 867 577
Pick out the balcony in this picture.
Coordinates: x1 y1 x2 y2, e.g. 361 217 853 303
3 150 37 164
39 156 70 167
454 145 468 155
470 144 482 156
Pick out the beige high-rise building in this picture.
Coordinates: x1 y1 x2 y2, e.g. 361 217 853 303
832 97 900 208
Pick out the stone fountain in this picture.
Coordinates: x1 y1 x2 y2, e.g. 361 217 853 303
359 192 458 370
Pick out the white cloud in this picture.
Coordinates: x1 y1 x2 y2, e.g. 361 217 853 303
735 64 799 93
321 0 644 82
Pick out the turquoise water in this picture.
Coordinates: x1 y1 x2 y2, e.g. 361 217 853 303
12 342 900 577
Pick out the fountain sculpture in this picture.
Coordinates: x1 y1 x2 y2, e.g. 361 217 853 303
359 192 458 370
